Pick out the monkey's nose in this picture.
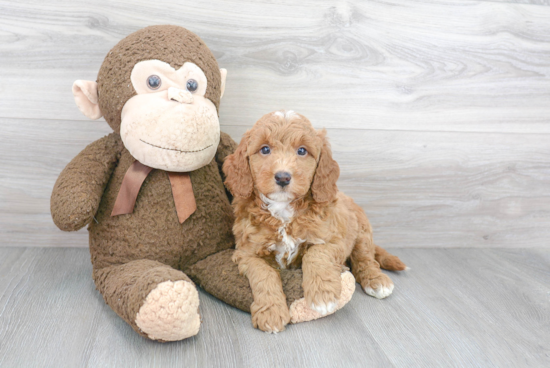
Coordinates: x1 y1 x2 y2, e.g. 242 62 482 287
168 87 194 104
275 171 292 187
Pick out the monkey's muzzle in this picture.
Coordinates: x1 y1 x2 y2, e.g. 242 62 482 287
168 87 194 104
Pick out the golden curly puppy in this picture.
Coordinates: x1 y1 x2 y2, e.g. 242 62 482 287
223 111 406 333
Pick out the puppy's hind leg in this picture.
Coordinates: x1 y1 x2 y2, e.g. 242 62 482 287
375 245 406 271
350 234 395 299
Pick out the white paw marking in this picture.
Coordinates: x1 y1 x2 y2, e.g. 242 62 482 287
311 301 338 316
263 324 280 334
364 284 394 299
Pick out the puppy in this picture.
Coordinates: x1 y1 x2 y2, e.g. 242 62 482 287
223 111 406 333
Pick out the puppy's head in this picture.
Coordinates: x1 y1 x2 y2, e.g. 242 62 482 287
223 111 339 203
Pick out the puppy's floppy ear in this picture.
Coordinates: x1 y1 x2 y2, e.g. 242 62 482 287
311 129 340 203
223 131 254 198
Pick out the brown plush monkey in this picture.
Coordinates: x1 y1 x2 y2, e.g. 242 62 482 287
51 25 354 341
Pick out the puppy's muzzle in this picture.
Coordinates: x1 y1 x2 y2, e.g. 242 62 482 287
275 171 291 187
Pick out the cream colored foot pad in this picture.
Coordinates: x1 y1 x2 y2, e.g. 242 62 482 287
135 280 201 341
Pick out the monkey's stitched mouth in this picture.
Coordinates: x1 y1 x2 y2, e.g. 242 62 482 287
140 139 213 153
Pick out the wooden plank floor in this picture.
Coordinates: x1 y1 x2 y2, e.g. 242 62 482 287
0 247 548 367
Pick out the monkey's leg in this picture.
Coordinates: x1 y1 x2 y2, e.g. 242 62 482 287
186 249 355 324
93 259 201 341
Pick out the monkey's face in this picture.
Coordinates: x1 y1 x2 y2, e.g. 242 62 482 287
119 60 220 172
72 26 227 172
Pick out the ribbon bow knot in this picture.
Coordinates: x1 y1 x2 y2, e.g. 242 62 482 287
111 160 196 224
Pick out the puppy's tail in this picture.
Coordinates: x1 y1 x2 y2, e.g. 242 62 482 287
375 245 407 271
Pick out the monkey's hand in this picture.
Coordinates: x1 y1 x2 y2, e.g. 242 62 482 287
216 131 238 201
51 133 122 231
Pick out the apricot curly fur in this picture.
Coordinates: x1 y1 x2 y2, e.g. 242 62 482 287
223 130 254 198
311 130 340 203
224 111 407 330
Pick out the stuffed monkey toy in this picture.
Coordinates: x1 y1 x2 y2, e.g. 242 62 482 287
51 25 355 341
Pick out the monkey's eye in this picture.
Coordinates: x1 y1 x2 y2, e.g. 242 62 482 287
147 75 162 90
297 147 307 156
186 79 198 93
260 146 271 155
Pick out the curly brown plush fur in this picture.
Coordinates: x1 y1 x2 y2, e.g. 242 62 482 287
51 130 247 339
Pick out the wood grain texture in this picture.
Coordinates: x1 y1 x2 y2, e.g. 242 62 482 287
489 0 550 4
0 0 549 133
1 0 549 249
2 119 549 248
0 247 548 367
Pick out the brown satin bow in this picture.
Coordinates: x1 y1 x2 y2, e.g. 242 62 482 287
111 160 196 224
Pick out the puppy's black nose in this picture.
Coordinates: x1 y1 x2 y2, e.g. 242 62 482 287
275 171 291 187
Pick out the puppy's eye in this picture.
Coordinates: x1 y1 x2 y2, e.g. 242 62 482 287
297 147 307 156
260 146 271 155
147 75 162 90
186 79 198 93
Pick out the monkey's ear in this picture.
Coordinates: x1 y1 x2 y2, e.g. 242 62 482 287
72 80 103 120
219 69 227 99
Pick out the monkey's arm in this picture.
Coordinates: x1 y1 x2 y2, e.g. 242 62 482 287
216 131 238 200
51 133 123 231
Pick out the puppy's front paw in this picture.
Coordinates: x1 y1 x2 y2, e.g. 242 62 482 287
290 271 355 323
251 301 290 333
362 273 394 299
304 273 342 316
311 300 338 316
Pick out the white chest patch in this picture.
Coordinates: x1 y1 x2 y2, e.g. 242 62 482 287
261 194 304 268
260 194 294 222
268 225 305 269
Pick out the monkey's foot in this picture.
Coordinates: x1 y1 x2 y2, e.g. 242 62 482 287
135 280 201 341
289 271 355 323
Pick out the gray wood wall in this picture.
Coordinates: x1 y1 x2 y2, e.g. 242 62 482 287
1 0 549 248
